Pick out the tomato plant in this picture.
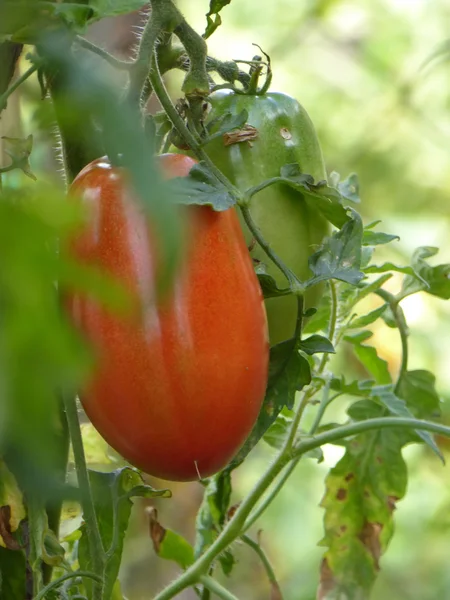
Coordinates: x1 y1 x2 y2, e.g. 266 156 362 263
67 153 269 481
2 2 450 600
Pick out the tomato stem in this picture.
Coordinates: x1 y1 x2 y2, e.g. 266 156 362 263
241 534 283 598
240 205 301 293
74 36 133 70
199 576 240 600
62 392 106 598
376 288 409 393
0 62 37 114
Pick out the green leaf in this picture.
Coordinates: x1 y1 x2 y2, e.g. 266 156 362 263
0 547 27 600
364 262 421 278
149 508 194 570
398 370 441 420
204 109 248 142
352 344 391 385
203 0 232 39
302 292 331 334
226 341 311 470
319 401 408 599
306 210 364 286
78 468 170 598
347 304 387 329
362 230 399 246
400 246 450 300
194 472 234 574
280 163 350 228
254 263 290 299
170 163 236 210
345 273 392 309
371 386 442 460
299 334 335 355
329 171 361 203
344 330 373 344
330 377 374 397
0 461 26 548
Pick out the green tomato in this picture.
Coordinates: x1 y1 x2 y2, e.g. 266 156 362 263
203 89 330 345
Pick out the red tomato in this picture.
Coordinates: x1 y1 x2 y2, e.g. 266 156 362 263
67 154 269 481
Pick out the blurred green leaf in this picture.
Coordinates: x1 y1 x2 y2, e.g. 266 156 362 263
0 547 27 600
398 370 441 420
169 163 236 210
344 333 391 385
362 230 399 246
203 0 232 39
0 461 25 548
194 472 234 575
347 304 387 329
78 468 170 598
329 172 361 203
400 246 450 300
299 334 335 355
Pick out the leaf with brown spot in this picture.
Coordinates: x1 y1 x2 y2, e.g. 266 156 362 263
147 507 194 570
0 460 26 549
318 401 408 598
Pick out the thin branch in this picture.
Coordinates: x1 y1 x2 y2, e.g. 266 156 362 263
75 36 133 70
0 63 37 113
199 576 240 600
241 534 283 598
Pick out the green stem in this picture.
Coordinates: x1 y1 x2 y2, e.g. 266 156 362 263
174 19 209 97
309 391 343 436
149 54 242 196
376 289 408 392
243 459 299 532
293 417 450 459
154 415 449 600
241 534 283 598
75 36 132 70
62 393 105 599
240 206 299 291
127 0 182 108
33 571 102 600
317 280 338 375
199 576 240 600
0 63 37 113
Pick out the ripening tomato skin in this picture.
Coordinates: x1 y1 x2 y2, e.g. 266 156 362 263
68 154 269 481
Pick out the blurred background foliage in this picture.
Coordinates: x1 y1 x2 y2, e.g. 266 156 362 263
3 0 450 598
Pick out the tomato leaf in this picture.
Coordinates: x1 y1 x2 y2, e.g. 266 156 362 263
347 304 387 329
203 0 232 39
78 468 170 599
400 246 450 300
329 171 361 203
330 377 375 397
0 547 27 600
397 370 441 420
227 341 311 470
263 416 324 461
255 264 290 299
299 334 335 355
371 385 442 460
280 163 350 228
302 293 331 334
351 343 391 385
194 472 235 575
170 163 236 211
362 230 399 246
203 109 249 143
306 210 364 286
319 401 408 600
148 508 195 570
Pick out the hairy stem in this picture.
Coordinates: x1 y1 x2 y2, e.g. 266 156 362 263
199 576 239 600
63 393 105 599
75 36 133 70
